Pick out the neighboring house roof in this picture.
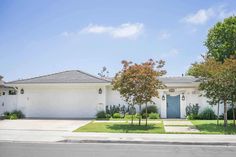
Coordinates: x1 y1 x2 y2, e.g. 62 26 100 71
7 70 111 84
159 76 200 84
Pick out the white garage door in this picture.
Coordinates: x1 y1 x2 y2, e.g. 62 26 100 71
21 86 103 118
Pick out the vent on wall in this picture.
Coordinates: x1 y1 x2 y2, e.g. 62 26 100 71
169 89 175 92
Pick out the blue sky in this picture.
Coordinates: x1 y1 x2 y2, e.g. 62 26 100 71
0 0 236 81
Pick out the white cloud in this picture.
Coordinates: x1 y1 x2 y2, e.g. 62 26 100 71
81 23 144 39
182 5 236 25
158 31 171 40
182 8 215 25
161 48 180 58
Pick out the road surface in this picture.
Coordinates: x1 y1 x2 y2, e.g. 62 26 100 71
0 142 236 157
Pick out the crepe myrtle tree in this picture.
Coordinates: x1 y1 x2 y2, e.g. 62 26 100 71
188 58 236 127
112 59 166 126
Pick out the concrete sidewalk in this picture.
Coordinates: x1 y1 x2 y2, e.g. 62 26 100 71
63 132 236 145
1 129 236 146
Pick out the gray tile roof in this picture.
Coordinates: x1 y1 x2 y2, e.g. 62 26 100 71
159 76 200 83
7 70 111 84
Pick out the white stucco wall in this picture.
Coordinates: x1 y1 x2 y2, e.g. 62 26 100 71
15 84 107 118
2 82 225 119
0 89 17 115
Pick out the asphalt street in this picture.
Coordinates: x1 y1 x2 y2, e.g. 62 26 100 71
1 142 236 157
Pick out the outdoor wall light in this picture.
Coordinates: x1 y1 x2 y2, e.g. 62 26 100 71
98 88 102 94
182 94 185 101
162 95 165 100
20 89 24 94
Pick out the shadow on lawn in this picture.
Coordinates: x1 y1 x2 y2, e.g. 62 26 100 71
195 123 236 134
107 123 156 133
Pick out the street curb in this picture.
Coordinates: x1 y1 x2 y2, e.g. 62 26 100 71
59 139 236 146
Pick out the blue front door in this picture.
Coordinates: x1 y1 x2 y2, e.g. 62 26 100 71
167 95 180 118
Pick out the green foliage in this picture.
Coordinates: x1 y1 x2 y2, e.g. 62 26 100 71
10 114 17 120
124 114 133 119
135 113 141 119
96 111 107 119
112 59 166 125
227 107 236 120
105 104 127 116
186 103 200 116
11 110 25 119
142 113 149 119
112 113 121 119
198 107 217 120
141 105 157 115
205 16 236 62
3 110 24 120
186 114 199 120
148 113 160 119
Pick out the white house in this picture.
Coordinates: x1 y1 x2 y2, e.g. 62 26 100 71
0 70 224 118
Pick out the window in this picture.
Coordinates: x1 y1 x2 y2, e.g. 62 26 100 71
9 90 17 95
3 92 5 95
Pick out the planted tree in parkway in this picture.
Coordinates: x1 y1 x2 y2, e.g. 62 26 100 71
112 59 166 126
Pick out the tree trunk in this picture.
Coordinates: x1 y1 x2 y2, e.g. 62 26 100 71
233 101 235 127
223 99 227 128
145 103 148 126
131 114 133 125
139 104 141 126
217 101 219 126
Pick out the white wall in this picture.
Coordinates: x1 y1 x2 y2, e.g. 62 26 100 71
16 84 106 118
1 83 225 119
0 89 17 115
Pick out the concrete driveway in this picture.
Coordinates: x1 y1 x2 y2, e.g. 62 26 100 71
0 119 91 132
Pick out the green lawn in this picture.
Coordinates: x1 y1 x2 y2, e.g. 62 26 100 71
74 120 236 134
191 120 236 134
75 121 165 133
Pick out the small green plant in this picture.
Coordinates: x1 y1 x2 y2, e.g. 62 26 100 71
96 111 107 119
112 113 121 118
186 114 199 120
105 114 111 119
11 110 25 119
135 113 141 119
142 113 149 119
10 114 17 120
3 110 25 120
124 114 133 119
3 111 11 119
141 105 157 115
149 113 160 119
198 107 216 120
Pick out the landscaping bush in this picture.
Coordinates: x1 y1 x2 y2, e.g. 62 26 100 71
10 114 17 120
105 114 111 119
141 105 157 115
112 113 121 118
227 107 236 120
149 113 160 119
96 111 107 119
186 114 200 120
186 103 199 116
135 113 141 119
3 110 25 120
106 104 127 116
11 110 25 119
142 113 149 119
124 113 135 119
3 111 11 119
198 107 216 120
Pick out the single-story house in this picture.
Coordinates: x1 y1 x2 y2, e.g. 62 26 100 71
0 70 224 118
